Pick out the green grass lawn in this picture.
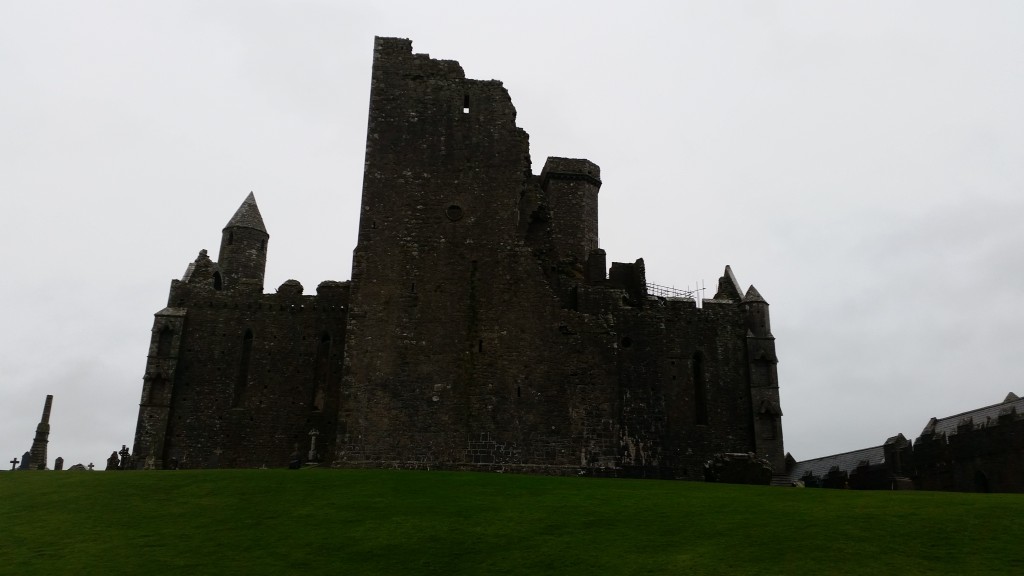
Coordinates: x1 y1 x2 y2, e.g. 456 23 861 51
2 469 1022 575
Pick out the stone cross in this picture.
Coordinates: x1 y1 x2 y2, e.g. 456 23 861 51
87 463 94 471
308 428 319 462
9 458 18 470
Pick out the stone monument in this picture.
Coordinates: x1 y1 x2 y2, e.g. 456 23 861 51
29 395 53 470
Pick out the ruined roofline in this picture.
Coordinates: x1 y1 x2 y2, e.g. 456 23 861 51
374 37 604 185
540 157 602 187
375 36 511 87
374 36 467 82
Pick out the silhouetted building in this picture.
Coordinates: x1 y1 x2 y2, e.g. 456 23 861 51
783 393 1024 492
132 37 785 478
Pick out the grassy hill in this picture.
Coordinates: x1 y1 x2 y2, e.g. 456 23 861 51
3 468 1022 575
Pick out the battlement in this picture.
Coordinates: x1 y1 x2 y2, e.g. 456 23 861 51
168 279 348 309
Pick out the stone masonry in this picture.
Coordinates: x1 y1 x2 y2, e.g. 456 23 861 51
29 395 53 470
132 37 785 478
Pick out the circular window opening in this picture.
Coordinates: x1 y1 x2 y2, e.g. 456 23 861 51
445 205 464 221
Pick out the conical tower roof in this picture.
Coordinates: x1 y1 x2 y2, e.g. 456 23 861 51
224 192 267 233
742 285 767 303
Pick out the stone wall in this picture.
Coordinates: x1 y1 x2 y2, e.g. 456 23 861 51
132 247 349 468
132 37 784 476
914 416 1024 492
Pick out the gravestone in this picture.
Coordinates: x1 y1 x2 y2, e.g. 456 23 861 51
18 451 31 470
118 445 131 470
54 457 64 471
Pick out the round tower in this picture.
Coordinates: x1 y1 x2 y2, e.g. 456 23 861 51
740 285 772 338
217 192 269 289
539 157 601 264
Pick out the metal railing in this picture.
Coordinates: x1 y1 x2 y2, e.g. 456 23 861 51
647 281 705 306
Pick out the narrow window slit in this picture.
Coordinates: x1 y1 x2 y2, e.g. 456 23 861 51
693 352 708 425
233 329 254 408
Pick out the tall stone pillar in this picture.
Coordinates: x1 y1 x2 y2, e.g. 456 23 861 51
30 395 53 470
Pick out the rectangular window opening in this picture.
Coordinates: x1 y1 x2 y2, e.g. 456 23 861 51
463 94 470 114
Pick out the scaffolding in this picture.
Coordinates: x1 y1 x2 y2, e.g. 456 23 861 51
647 281 705 306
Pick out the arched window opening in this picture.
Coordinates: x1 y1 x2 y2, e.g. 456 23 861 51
213 271 223 291
233 329 254 408
693 352 708 425
156 326 173 357
227 231 234 245
312 332 331 411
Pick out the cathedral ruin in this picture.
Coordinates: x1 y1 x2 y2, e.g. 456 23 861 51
131 37 785 478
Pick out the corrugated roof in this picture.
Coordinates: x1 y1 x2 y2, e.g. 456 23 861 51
786 445 885 482
923 392 1024 437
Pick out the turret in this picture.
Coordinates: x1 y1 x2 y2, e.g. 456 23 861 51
741 285 772 338
217 192 268 289
540 157 601 264
133 307 186 469
741 283 784 471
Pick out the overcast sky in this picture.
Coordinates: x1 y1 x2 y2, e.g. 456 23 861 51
2 1 1023 469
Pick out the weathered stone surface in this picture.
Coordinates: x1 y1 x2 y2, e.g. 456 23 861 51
704 453 773 485
28 395 53 470
131 38 785 478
